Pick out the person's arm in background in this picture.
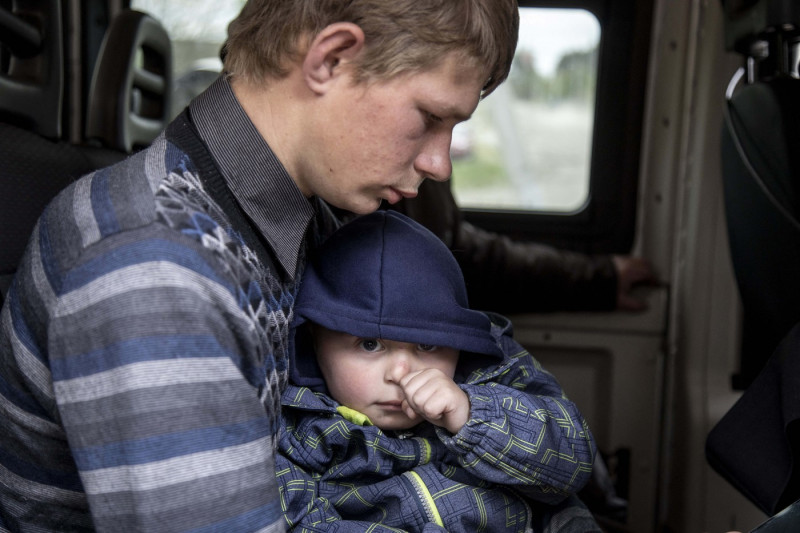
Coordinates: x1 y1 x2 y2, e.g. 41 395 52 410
388 179 655 314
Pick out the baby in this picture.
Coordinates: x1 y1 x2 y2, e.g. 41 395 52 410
277 210 599 532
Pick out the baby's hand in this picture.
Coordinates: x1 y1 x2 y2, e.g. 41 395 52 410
399 369 470 434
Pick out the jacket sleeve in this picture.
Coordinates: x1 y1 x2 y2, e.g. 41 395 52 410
276 452 449 532
438 342 596 504
453 221 618 313
275 451 365 532
387 179 618 314
276 411 448 532
276 410 344 531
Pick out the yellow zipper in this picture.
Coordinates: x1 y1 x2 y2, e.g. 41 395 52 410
403 470 444 527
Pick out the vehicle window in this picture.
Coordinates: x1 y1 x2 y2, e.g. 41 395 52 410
452 7 600 214
130 0 244 117
133 2 601 217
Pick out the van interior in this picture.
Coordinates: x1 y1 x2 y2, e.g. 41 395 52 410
2 0 800 531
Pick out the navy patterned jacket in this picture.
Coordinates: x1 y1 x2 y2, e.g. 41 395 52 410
277 314 598 532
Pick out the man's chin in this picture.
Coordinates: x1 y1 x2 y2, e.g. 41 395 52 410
341 198 385 216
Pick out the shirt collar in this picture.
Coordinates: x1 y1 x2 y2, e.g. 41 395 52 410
189 75 314 278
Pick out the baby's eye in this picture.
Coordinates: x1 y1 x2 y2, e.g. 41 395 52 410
417 344 439 352
359 339 384 352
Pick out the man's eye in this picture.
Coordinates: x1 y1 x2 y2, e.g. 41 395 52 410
424 111 443 124
418 344 439 352
359 339 383 352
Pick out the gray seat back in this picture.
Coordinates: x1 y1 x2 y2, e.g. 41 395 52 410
0 7 172 305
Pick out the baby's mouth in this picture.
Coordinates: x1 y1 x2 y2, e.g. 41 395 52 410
376 401 403 411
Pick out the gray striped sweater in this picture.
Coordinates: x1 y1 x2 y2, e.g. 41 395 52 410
0 85 336 532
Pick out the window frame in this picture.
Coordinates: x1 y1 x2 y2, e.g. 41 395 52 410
462 0 653 254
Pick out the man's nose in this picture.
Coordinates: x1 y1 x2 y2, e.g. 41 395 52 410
416 132 453 182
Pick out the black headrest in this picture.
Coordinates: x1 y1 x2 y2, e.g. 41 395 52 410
0 0 64 139
0 123 95 277
86 10 172 152
721 0 800 61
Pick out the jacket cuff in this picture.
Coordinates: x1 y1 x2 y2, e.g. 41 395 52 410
434 383 499 453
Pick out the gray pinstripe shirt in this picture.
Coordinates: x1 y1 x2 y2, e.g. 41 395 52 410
190 75 314 279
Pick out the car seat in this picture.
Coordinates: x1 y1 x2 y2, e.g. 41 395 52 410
0 3 172 305
0 0 88 301
86 9 172 153
720 49 800 392
706 0 800 517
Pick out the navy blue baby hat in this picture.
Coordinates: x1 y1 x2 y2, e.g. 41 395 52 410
290 210 504 391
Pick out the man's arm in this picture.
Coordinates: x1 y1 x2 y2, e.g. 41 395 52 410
389 179 654 314
453 220 620 313
49 233 285 532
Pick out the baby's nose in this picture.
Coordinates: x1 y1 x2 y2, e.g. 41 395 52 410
386 353 412 383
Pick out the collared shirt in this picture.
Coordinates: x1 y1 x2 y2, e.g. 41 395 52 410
190 75 314 279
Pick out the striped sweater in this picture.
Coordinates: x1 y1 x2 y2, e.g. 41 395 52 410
0 82 335 531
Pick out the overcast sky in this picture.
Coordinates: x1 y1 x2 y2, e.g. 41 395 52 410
131 0 244 41
518 8 601 76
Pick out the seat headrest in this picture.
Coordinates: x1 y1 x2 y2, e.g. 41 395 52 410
86 10 172 152
0 0 64 139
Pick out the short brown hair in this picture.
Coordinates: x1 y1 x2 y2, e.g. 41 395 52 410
224 0 519 97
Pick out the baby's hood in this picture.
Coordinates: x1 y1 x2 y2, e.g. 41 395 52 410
290 211 504 391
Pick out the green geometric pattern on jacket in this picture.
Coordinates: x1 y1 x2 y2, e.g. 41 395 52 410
277 315 597 532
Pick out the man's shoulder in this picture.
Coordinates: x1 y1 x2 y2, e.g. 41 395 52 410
34 138 233 281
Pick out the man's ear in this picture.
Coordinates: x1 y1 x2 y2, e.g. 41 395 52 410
303 22 365 94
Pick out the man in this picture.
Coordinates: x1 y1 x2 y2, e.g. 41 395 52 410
0 1 519 531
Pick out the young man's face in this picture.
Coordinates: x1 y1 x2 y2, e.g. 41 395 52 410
300 52 486 214
313 326 460 430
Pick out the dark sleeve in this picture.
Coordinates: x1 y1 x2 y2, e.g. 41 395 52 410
453 220 618 313
390 179 618 314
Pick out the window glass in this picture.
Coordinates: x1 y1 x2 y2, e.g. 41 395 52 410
131 3 599 214
130 0 245 117
453 8 600 213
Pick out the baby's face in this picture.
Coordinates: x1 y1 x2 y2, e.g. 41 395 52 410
313 326 459 430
